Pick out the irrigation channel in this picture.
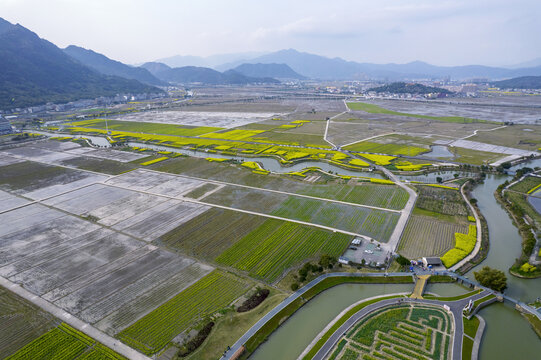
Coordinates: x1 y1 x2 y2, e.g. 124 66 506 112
248 159 541 360
31 131 479 182
33 131 541 358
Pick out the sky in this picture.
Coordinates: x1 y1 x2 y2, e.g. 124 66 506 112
1 0 540 67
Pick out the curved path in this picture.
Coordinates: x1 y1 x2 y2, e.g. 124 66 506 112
450 181 483 271
223 270 541 360
310 291 489 360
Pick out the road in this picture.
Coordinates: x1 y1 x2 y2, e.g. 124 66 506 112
224 269 541 360
143 168 402 214
310 291 490 360
450 181 483 271
101 180 368 239
0 276 151 360
376 165 418 252
323 107 349 148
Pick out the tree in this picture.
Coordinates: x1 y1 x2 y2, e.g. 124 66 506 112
436 177 443 184
319 254 337 269
501 162 512 169
396 255 410 266
474 266 507 292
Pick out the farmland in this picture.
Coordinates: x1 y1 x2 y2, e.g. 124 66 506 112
414 185 470 219
0 286 57 358
344 141 428 156
6 323 126 360
68 118 222 136
271 196 399 241
347 101 481 123
398 215 468 259
117 271 251 355
216 219 352 282
157 208 266 260
328 304 452 360
509 175 541 194
297 183 409 210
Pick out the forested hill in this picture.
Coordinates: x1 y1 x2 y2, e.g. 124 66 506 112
0 17 162 110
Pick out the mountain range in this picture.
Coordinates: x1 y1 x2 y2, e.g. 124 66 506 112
63 45 164 86
0 17 161 110
232 63 306 80
141 63 279 85
215 49 541 81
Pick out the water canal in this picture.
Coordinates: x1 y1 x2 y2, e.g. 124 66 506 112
33 131 541 358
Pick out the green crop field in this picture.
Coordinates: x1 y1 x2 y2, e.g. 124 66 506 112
415 185 469 218
7 323 126 360
398 215 468 259
216 219 352 282
157 208 266 260
182 182 219 199
117 271 250 355
202 185 288 213
68 119 221 137
297 183 409 210
510 176 541 194
0 287 57 358
346 102 483 123
328 304 452 360
271 197 400 241
344 141 428 156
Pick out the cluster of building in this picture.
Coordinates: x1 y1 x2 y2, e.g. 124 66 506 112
0 92 165 116
0 116 14 135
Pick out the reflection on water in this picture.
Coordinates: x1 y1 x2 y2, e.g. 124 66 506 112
422 145 455 159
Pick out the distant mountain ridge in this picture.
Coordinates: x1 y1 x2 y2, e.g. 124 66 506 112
142 63 279 85
155 52 267 69
215 49 541 81
63 45 164 86
0 17 161 110
491 76 541 89
232 63 306 79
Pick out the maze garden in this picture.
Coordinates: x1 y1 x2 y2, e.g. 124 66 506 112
327 305 452 360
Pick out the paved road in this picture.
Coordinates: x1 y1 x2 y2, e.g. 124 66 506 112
0 276 150 360
143 168 402 213
323 110 348 148
224 270 540 360
311 291 490 360
377 165 418 252
451 181 483 271
102 180 369 239
222 272 415 360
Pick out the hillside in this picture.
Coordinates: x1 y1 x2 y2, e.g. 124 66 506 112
140 62 172 76
232 63 306 79
152 65 280 85
491 76 541 89
368 82 452 95
64 45 164 86
0 18 161 110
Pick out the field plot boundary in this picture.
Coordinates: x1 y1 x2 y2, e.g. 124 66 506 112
102 180 373 238
140 168 404 213
0 276 151 360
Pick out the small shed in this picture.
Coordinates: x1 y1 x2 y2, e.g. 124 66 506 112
422 257 442 267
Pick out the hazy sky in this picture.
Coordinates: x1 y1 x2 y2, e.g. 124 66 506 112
1 0 540 66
